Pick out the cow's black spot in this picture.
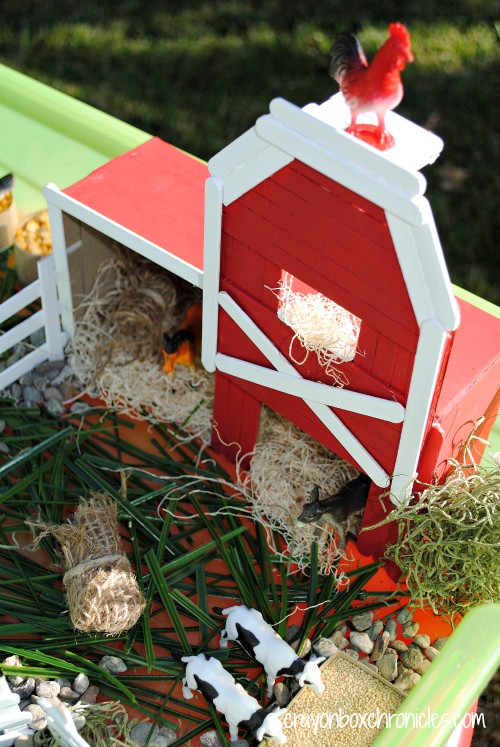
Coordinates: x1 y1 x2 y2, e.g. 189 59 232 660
193 674 219 704
239 707 267 734
235 622 260 658
277 658 304 677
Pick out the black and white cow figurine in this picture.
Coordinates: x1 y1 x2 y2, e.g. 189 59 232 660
214 605 326 697
181 653 287 744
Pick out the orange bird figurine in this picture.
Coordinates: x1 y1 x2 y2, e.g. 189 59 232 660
330 23 413 150
162 302 202 375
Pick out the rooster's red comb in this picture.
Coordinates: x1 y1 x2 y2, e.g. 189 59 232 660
388 22 411 47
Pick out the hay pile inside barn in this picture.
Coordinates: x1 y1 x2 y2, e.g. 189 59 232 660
275 274 362 387
70 250 214 442
242 407 360 574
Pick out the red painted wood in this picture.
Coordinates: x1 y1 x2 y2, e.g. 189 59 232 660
64 137 209 272
212 373 262 467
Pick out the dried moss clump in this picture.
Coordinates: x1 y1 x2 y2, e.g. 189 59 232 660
377 458 500 623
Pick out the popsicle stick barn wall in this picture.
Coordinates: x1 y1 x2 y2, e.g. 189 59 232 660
25 92 499 554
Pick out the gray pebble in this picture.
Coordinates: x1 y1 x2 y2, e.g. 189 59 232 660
394 671 421 692
329 630 346 647
45 398 66 418
230 741 250 747
43 386 64 402
338 637 349 650
367 621 384 641
14 736 34 747
35 359 65 377
397 662 408 677
433 636 449 650
363 662 379 673
158 729 179 745
401 648 425 670
291 637 311 656
150 737 178 747
389 639 408 653
4 654 22 667
384 618 397 641
33 374 49 391
35 680 60 698
130 722 160 746
10 383 23 399
72 673 90 695
77 684 99 704
334 624 349 637
11 677 36 700
376 651 398 682
313 637 338 658
98 655 127 673
70 401 91 414
59 686 80 701
0 419 5 433
72 713 87 731
56 678 72 689
51 362 73 385
371 632 390 661
199 731 223 747
0 442 10 454
351 611 374 631
344 649 360 660
424 646 440 661
23 386 42 405
415 658 431 676
19 372 34 386
413 634 431 649
396 608 413 624
273 682 290 707
402 621 420 638
8 675 24 687
23 703 47 731
350 631 374 655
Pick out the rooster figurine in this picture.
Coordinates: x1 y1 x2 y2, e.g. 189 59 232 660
330 23 413 150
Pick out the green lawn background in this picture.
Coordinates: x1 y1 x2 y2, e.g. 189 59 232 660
1 0 498 303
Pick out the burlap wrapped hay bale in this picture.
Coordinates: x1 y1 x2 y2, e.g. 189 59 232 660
28 492 146 634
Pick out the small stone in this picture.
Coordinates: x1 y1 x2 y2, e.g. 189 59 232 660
0 442 10 454
413 633 431 649
33 374 50 391
8 675 24 687
56 678 72 689
151 738 177 747
23 386 42 405
36 680 60 698
14 736 34 747
313 637 338 658
394 671 421 692
50 362 73 385
396 608 413 624
0 419 5 433
334 624 349 637
364 662 379 673
424 646 440 661
415 658 431 676
158 729 178 745
291 637 311 656
285 624 300 642
130 722 160 746
367 621 384 641
35 359 65 376
45 398 66 418
351 611 374 631
199 731 223 747
376 652 398 682
389 639 408 653
70 401 91 414
72 673 90 695
58 380 79 399
344 649 360 660
433 636 449 650
59 686 80 701
330 630 346 647
384 618 397 641
350 631 374 655
273 682 290 707
402 621 419 638
230 741 250 747
338 637 349 650
78 684 99 704
19 372 34 386
98 655 127 673
371 632 390 661
4 654 22 667
11 677 36 699
23 703 47 731
72 713 86 731
10 382 23 399
401 647 425 670
397 662 408 677
43 386 64 402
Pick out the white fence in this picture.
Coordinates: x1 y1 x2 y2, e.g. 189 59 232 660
0 254 67 390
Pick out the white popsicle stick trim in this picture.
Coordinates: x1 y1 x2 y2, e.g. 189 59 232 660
269 97 425 197
202 177 224 372
43 183 204 289
38 255 66 360
45 190 75 337
219 140 292 206
215 353 405 422
254 114 427 226
217 291 389 486
390 319 449 504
